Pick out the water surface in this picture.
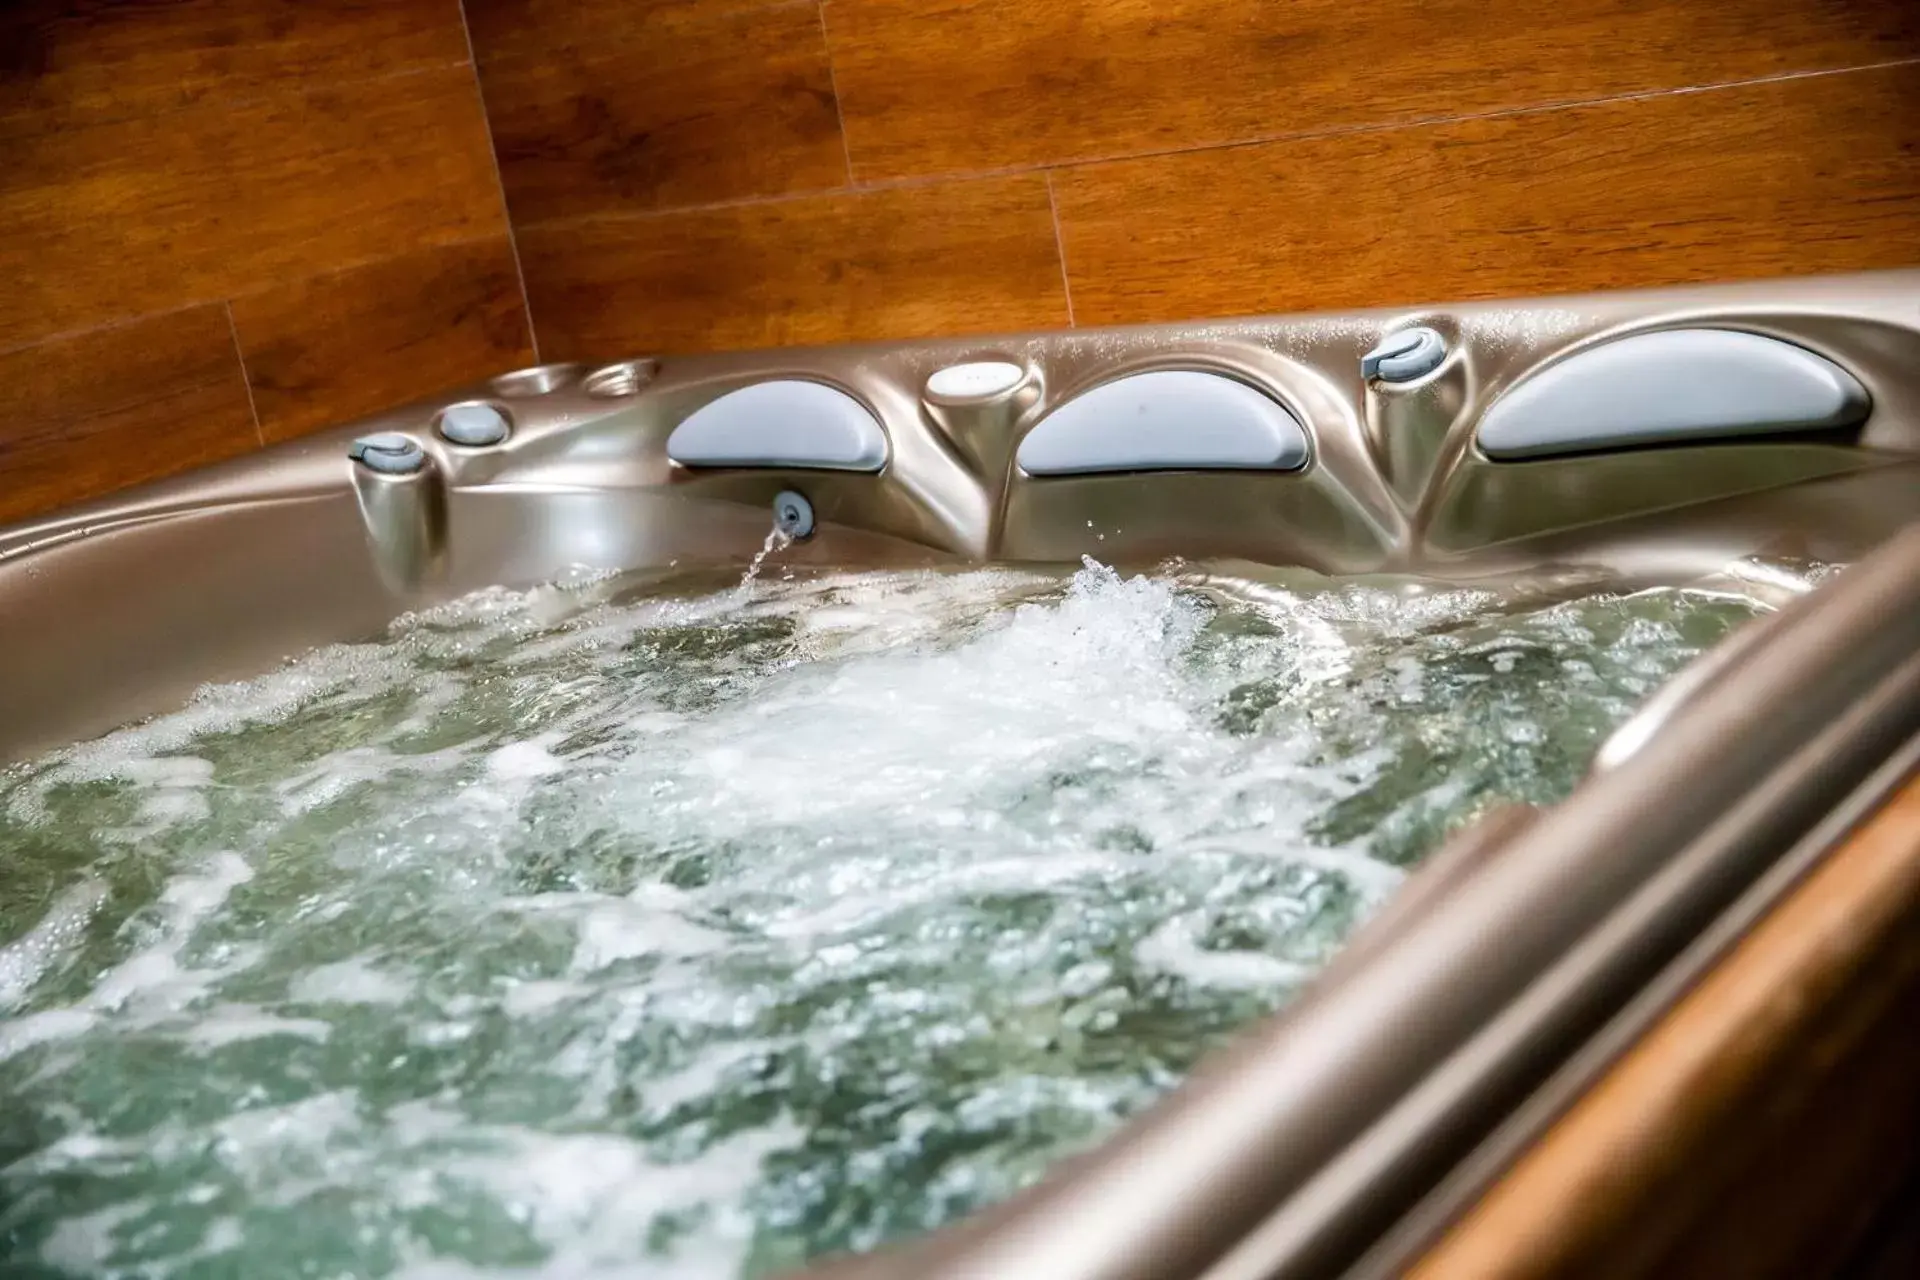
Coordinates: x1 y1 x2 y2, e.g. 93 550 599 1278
0 559 1770 1277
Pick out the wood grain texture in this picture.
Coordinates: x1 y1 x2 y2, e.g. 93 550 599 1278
0 307 258 526
1053 62 1920 326
517 176 1068 356
1409 770 1920 1280
231 238 534 443
824 0 1920 181
0 0 469 136
463 0 803 60
474 0 845 224
0 62 507 348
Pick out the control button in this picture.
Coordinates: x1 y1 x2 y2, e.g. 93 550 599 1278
437 403 511 447
1362 327 1448 383
348 433 426 475
926 360 1026 401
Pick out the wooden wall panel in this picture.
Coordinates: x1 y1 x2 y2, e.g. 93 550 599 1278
0 0 469 135
517 177 1068 357
463 0 798 58
1052 62 1920 324
232 238 535 443
824 0 1920 181
0 63 507 347
475 0 846 222
0 0 534 522
0 308 258 527
472 0 1920 374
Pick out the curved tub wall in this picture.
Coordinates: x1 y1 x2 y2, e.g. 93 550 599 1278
996 348 1402 570
922 356 1044 481
1362 316 1471 508
1417 309 1920 555
7 270 1920 762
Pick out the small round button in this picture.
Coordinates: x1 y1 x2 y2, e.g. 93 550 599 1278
437 403 511 447
926 360 1026 401
348 433 427 475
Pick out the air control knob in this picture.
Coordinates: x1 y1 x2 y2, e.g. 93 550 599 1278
1362 327 1448 383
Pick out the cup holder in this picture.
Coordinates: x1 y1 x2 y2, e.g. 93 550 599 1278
584 360 659 398
490 363 583 397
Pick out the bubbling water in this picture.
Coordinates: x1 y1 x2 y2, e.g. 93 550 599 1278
0 558 1774 1277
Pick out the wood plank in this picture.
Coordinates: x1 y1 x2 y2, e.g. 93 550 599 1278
475 0 846 223
1053 63 1920 326
0 0 470 136
463 0 802 60
231 238 535 443
517 176 1068 357
825 0 1920 182
0 62 506 348
1408 771 1920 1280
0 307 258 526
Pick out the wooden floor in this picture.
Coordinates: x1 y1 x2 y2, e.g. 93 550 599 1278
3 0 1920 518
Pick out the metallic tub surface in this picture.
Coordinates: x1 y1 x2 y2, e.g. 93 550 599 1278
4 271 1919 1280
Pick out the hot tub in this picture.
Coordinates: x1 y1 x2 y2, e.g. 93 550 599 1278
3 271 1919 1280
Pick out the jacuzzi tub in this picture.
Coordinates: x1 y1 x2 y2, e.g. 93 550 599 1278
3 270 1919 1280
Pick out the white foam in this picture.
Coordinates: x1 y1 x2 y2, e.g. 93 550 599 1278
0 878 107 1012
39 1199 150 1273
0 1007 100 1062
275 742 473 817
208 1090 365 1204
180 1005 333 1049
1389 655 1426 703
9 646 409 819
1189 835 1406 903
1136 914 1318 991
289 957 413 1006
637 1041 777 1116
85 852 252 1018
200 1216 245 1256
486 735 567 782
591 564 1208 848
441 1123 796 1271
567 898 730 974
497 978 581 1019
